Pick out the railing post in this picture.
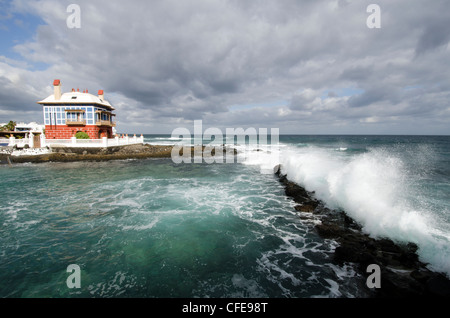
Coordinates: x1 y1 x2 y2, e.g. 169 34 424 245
71 137 77 145
102 136 108 147
9 136 15 146
41 134 46 148
115 136 119 146
29 132 34 148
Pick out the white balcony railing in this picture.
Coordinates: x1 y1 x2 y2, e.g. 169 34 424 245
43 135 144 148
96 120 116 127
66 120 86 126
5 135 144 148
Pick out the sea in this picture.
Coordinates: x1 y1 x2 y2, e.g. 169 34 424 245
0 134 449 298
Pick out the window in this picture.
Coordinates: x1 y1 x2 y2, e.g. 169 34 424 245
44 113 50 125
86 108 93 125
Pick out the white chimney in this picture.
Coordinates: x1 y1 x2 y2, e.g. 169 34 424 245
98 90 104 100
53 79 61 100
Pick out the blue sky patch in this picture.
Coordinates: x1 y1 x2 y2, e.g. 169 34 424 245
0 2 47 69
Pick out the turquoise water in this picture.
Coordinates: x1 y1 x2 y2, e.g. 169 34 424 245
1 135 449 297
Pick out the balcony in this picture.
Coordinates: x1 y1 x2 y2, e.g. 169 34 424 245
96 120 116 127
66 120 86 126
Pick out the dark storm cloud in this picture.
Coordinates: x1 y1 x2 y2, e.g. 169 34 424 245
339 66 373 82
348 85 401 108
415 18 450 56
0 76 38 111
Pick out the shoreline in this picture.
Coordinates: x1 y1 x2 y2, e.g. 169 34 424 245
0 144 174 164
0 143 239 164
274 164 450 297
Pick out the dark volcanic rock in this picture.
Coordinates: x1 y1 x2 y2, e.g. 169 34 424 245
274 164 450 298
294 204 316 213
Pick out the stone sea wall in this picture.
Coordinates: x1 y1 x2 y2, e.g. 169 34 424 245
0 144 174 164
0 144 239 164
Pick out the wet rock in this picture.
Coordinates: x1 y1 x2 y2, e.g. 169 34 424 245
273 164 281 175
294 204 316 213
426 274 450 297
274 169 450 298
315 222 346 239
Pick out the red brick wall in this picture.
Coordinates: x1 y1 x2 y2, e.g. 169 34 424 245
45 125 113 139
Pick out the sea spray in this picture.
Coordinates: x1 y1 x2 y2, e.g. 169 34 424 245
242 139 450 277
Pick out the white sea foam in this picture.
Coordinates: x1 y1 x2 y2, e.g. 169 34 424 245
242 143 450 277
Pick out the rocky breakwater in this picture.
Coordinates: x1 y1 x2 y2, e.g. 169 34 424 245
274 164 450 298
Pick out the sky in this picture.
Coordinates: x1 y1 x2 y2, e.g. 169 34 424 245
0 0 449 135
